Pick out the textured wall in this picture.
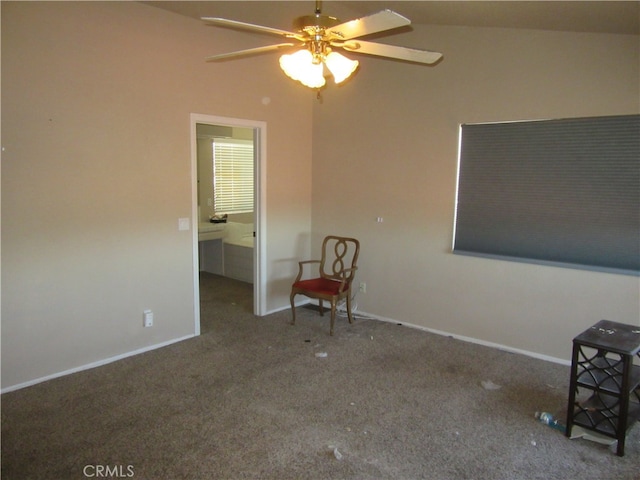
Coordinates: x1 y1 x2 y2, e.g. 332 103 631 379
311 24 639 361
1 1 313 389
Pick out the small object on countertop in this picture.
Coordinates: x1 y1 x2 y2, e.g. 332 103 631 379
210 214 228 223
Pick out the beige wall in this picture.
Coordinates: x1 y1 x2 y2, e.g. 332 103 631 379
312 25 639 362
3 2 638 390
1 1 312 389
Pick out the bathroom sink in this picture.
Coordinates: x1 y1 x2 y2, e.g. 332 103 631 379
198 222 225 241
198 222 226 233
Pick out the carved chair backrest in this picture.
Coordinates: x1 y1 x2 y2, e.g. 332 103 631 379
319 236 360 283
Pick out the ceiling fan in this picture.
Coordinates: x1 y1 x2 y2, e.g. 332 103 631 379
202 1 443 89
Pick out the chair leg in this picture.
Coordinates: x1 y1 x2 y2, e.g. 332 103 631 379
329 300 336 336
290 292 297 325
318 299 324 316
346 293 354 324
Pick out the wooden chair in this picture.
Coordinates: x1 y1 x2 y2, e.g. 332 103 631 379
290 235 360 335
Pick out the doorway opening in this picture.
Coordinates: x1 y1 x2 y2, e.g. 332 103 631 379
190 114 267 335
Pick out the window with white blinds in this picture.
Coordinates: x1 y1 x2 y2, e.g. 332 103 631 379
453 114 640 275
213 139 254 214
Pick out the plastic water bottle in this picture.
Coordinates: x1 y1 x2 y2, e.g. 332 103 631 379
535 411 566 433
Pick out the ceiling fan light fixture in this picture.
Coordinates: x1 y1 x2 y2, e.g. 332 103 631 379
205 8 443 92
324 51 359 84
279 49 326 88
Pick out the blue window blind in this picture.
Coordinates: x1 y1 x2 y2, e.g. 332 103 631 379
453 115 639 275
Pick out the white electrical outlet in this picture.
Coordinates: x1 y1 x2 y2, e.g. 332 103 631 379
143 309 154 327
359 282 367 294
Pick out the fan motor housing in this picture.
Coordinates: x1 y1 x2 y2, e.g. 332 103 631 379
293 14 341 32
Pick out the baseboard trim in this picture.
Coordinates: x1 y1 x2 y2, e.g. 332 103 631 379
1 334 196 394
4 309 570 393
269 300 569 365
358 311 571 366
264 299 310 316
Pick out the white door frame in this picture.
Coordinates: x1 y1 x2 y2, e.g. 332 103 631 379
190 113 267 335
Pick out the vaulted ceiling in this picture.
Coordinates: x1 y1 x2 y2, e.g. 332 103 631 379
144 1 639 35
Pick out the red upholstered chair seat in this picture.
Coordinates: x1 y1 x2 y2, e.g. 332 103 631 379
292 278 345 296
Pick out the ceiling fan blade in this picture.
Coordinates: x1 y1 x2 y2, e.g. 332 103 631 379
206 43 296 62
202 17 303 40
326 10 410 40
342 40 443 65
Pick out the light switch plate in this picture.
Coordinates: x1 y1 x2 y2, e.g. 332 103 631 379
178 217 190 231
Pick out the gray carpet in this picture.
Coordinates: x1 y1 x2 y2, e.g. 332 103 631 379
2 273 638 479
